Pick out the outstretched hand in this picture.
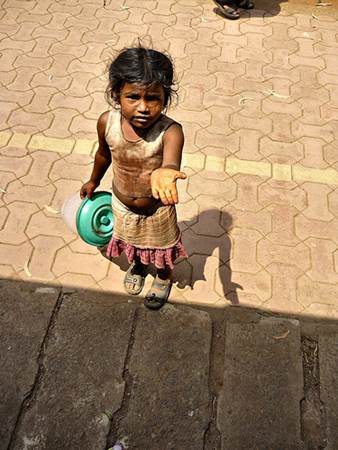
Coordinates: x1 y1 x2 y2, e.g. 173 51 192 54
151 167 187 205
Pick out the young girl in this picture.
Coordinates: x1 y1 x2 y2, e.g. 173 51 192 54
80 46 187 310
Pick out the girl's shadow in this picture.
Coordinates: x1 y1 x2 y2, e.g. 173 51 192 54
173 208 243 305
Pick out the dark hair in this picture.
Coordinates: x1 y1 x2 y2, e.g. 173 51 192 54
106 47 176 108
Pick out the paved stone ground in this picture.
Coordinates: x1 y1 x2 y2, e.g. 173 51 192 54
0 0 338 318
2 279 338 449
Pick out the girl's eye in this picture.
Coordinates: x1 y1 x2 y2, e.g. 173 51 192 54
127 95 140 100
147 96 161 101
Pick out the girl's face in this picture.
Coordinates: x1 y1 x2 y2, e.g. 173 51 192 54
119 82 165 129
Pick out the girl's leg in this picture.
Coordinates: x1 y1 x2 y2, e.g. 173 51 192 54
157 266 172 281
131 256 146 275
123 256 147 295
144 266 172 310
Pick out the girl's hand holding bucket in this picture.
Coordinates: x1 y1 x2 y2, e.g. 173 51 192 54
80 180 100 199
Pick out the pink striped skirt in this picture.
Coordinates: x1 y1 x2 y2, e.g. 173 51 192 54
106 192 187 269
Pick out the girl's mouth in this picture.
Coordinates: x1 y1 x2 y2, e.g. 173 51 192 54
133 116 150 123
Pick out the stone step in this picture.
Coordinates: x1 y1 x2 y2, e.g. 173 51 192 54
114 305 212 450
11 290 136 450
218 317 304 449
0 281 58 450
319 333 338 450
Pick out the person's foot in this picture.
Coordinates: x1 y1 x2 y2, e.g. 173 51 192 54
213 0 240 19
123 260 147 295
144 276 172 310
235 0 254 9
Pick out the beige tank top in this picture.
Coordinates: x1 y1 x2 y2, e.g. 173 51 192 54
105 109 179 198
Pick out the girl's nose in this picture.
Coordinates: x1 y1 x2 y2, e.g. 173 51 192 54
137 100 149 113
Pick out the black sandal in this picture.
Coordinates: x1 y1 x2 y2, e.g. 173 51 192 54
212 0 240 19
144 277 172 310
236 0 255 9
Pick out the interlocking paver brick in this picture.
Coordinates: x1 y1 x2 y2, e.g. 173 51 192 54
176 198 199 225
26 210 74 243
322 54 338 75
230 174 263 212
264 263 304 313
0 36 35 53
29 235 65 280
0 205 9 230
328 188 338 216
299 137 329 169
1 86 33 107
0 154 32 178
263 59 299 81
20 150 59 186
173 105 211 128
50 178 83 213
226 129 259 161
258 239 311 272
230 227 262 274
49 92 92 113
8 109 53 134
305 238 338 284
62 72 95 98
270 112 299 142
52 245 109 281
258 179 307 210
45 108 79 139
182 227 229 263
25 86 58 114
208 105 235 135
0 172 15 200
0 101 18 130
266 204 301 246
0 240 32 273
301 182 334 221
297 274 338 309
295 214 338 244
192 196 227 236
58 272 99 290
216 268 271 305
291 120 335 143
30 71 72 91
69 114 97 138
5 179 55 209
259 136 303 164
181 254 220 304
223 205 272 235
262 97 302 119
0 201 38 245
188 171 237 200
179 85 205 112
240 21 273 37
231 111 272 135
0 263 17 279
69 236 101 255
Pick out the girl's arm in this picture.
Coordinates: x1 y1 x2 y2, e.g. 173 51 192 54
80 111 112 199
151 123 187 205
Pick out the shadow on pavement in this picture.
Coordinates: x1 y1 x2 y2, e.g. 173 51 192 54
177 209 243 305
